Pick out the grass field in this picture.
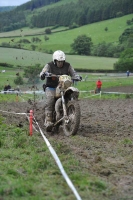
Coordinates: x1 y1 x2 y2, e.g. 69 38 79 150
0 114 109 200
0 13 133 72
0 13 133 54
0 48 118 71
0 64 132 97
77 74 133 97
0 49 118 90
0 74 133 200
39 13 133 52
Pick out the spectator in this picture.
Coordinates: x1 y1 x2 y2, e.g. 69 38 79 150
96 78 102 93
126 70 130 77
4 84 11 91
7 84 11 90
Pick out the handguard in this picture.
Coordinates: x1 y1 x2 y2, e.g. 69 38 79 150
40 72 52 80
74 75 82 81
45 72 52 77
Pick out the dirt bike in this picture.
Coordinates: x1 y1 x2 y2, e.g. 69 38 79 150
44 74 81 136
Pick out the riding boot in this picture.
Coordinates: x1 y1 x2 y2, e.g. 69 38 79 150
44 111 53 132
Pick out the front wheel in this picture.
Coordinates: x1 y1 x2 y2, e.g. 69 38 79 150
63 100 80 136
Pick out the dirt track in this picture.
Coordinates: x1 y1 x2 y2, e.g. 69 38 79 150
1 86 133 199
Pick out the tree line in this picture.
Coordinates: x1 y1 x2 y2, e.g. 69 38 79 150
0 0 133 32
0 0 60 32
0 10 26 32
16 0 60 11
31 0 133 28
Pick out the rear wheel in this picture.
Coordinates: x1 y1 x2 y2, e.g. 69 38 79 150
63 100 80 136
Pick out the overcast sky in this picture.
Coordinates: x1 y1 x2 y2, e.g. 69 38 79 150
0 0 31 6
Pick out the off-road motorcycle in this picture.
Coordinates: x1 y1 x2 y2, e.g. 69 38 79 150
44 74 81 136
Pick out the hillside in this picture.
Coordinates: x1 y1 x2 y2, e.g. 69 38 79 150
0 0 132 32
30 0 133 28
0 13 133 55
0 0 132 66
0 47 117 70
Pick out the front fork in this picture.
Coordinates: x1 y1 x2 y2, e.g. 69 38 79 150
61 92 67 117
54 91 68 126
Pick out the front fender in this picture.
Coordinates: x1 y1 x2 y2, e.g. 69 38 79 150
64 86 79 99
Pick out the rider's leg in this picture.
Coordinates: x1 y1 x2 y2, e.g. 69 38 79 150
44 87 56 131
55 97 62 121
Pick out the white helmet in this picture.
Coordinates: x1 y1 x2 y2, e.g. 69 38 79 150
53 50 66 64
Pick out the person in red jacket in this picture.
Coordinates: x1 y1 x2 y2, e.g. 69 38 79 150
96 78 102 93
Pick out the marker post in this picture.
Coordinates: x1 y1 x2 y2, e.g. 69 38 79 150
29 110 33 136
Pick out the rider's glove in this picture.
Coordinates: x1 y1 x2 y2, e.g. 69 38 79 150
40 73 45 80
75 75 82 81
44 72 52 77
40 72 52 80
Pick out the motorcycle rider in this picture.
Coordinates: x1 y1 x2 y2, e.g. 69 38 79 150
40 50 82 131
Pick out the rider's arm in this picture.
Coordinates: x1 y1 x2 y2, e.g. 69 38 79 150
68 64 76 77
68 64 82 81
40 64 50 80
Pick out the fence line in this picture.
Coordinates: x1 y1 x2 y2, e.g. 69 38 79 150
1 89 133 102
102 91 133 95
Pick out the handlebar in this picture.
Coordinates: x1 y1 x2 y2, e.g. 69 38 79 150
45 74 82 81
45 74 59 78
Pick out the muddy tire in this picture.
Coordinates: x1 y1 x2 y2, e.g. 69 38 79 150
63 100 80 136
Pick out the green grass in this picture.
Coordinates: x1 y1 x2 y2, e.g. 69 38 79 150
0 48 50 68
0 26 68 38
77 73 133 90
76 74 133 99
0 94 18 102
0 13 133 53
0 27 48 37
1 71 133 200
0 8 133 199
0 67 24 89
39 13 133 52
0 13 133 72
0 47 118 70
0 69 133 100
0 115 110 200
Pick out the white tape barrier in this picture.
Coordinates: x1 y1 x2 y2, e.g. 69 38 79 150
0 90 45 94
80 90 95 93
80 90 101 98
0 110 27 115
0 108 82 200
102 91 133 94
33 117 82 200
1 90 133 95
0 90 45 102
83 92 101 98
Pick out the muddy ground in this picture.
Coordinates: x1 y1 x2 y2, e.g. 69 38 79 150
1 85 133 199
